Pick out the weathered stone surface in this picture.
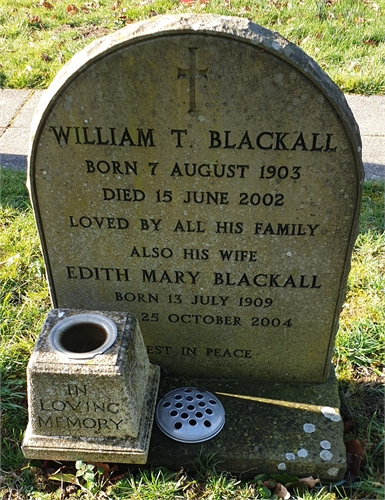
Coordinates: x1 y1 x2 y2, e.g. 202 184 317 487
28 15 363 384
148 373 346 481
22 309 160 463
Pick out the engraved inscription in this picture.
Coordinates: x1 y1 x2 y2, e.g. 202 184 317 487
37 383 124 433
178 47 208 113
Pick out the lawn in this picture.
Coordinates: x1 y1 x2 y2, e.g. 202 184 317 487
0 0 385 93
1 169 384 499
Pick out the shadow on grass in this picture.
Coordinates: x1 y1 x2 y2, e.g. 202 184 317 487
0 154 27 172
0 168 30 210
359 181 385 234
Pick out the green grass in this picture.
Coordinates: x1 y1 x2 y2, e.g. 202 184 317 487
0 170 51 479
0 0 385 93
335 182 385 380
0 170 384 498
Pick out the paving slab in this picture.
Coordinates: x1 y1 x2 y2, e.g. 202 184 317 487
0 153 28 171
345 95 385 136
362 140 383 159
0 90 42 169
0 89 32 128
11 90 45 129
0 125 30 155
346 95 385 181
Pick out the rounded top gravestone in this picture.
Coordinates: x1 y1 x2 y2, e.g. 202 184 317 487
28 15 363 383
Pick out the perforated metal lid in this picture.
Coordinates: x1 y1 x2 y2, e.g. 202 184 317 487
156 387 225 443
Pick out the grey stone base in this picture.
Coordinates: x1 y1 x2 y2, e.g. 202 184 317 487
147 370 346 481
22 364 160 463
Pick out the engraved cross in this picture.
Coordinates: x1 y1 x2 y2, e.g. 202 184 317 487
178 47 208 113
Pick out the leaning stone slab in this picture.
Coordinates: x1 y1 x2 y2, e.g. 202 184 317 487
22 309 160 463
148 375 346 481
28 14 363 384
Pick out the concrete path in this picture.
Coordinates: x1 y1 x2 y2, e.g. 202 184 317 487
0 89 384 180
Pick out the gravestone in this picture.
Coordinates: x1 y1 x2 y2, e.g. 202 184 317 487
27 15 363 478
